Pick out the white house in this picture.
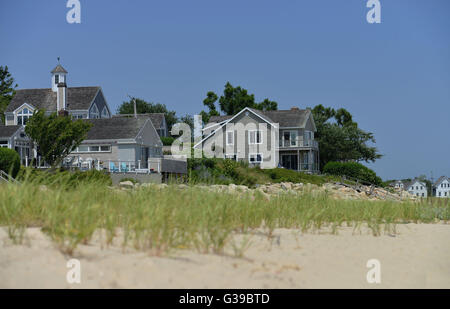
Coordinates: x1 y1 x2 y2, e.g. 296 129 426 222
433 176 450 198
405 179 427 198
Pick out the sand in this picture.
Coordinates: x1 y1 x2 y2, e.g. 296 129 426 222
0 224 449 289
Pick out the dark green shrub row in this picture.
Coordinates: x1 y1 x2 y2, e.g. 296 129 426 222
323 161 383 186
0 148 21 178
161 137 176 146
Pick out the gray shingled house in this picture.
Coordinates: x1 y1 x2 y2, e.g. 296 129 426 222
195 107 319 172
5 65 112 124
0 63 186 177
65 116 164 172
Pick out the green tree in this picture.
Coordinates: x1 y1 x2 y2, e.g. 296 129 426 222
0 66 18 124
117 97 178 132
311 104 382 170
201 82 278 123
25 110 92 167
0 148 20 178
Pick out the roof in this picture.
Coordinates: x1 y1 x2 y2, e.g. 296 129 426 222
113 113 166 128
207 108 312 129
434 176 449 186
6 87 100 113
161 158 187 174
83 117 151 141
51 65 68 74
0 125 22 139
404 179 425 189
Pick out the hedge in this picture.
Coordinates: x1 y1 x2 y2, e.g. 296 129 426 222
323 161 383 186
0 148 21 178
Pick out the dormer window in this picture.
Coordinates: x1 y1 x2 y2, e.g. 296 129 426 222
17 108 34 126
101 107 110 118
90 104 100 119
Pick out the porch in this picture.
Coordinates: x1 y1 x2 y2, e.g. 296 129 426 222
279 149 320 173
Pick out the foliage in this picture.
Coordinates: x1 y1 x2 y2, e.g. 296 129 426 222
16 167 112 188
25 110 92 167
323 161 383 186
263 168 339 186
188 158 269 187
1 180 448 255
0 148 21 178
0 65 18 124
161 136 176 146
117 97 178 132
200 82 278 123
188 158 341 187
311 104 382 170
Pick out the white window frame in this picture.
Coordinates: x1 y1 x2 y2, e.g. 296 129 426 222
74 145 112 153
282 130 298 147
90 104 100 119
226 131 234 146
17 107 34 126
248 130 263 145
101 107 110 118
249 153 263 164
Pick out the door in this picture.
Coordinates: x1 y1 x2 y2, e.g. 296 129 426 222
281 154 298 170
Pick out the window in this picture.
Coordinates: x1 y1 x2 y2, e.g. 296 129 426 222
90 104 100 119
282 131 298 147
226 131 234 145
74 145 111 153
17 108 34 126
249 153 262 164
422 193 424 197
72 114 86 119
55 75 59 84
101 107 109 118
0 140 8 148
249 131 262 145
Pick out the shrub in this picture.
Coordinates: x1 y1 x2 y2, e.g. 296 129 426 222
323 161 383 186
161 137 176 146
0 148 21 178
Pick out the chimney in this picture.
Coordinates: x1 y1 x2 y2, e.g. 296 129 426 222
57 82 67 113
291 107 300 111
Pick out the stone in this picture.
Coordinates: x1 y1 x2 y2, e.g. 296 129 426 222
119 181 134 189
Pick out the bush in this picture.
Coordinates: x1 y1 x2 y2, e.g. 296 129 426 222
161 137 176 146
323 161 383 186
0 148 21 178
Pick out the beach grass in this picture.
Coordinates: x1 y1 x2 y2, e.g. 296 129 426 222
0 180 449 256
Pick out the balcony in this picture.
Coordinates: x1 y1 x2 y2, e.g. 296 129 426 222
279 138 318 149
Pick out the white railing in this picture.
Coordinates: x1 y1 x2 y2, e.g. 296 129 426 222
279 139 319 148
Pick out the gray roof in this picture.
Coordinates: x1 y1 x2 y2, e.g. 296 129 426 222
434 176 448 187
83 117 150 141
161 158 187 174
6 87 100 113
208 108 312 128
0 125 22 139
51 65 68 74
208 115 233 123
113 113 166 129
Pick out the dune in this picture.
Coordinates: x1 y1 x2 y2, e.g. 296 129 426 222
0 224 449 289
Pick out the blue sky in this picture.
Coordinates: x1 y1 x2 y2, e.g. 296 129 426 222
1 0 449 180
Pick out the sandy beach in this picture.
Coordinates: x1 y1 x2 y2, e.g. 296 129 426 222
1 224 449 289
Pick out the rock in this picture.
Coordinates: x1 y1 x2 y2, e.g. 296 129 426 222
119 181 134 189
280 182 292 191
